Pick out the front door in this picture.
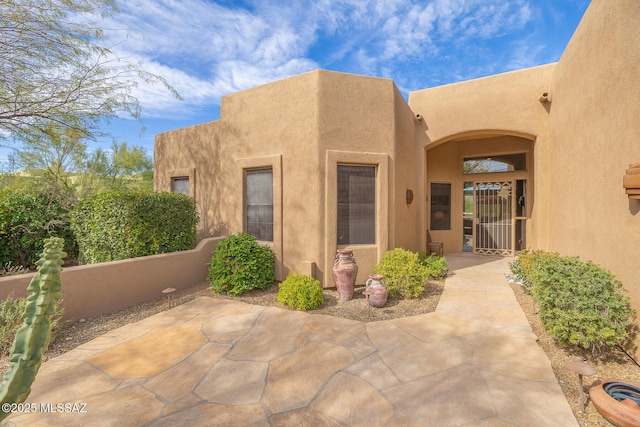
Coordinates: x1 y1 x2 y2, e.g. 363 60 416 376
474 181 514 256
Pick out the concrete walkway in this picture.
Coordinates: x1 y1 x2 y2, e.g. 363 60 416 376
4 254 578 426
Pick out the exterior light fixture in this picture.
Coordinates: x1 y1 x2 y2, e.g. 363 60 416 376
623 163 640 199
406 189 414 205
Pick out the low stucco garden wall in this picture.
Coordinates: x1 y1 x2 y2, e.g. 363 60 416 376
0 237 223 322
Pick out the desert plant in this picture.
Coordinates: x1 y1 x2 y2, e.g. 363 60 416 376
277 274 324 311
374 248 429 299
511 250 635 354
0 237 65 420
419 253 448 279
208 233 275 297
509 249 559 294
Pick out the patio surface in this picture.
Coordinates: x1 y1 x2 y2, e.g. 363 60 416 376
4 254 578 426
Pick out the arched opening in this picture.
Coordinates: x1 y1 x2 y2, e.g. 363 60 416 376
426 132 535 255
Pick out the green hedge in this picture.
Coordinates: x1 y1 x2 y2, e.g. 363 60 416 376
207 232 275 296
510 250 635 353
0 188 76 268
70 190 198 264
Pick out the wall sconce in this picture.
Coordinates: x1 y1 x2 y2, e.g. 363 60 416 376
406 189 414 205
623 163 640 199
539 92 551 103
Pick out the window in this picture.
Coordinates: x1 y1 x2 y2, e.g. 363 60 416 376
337 165 376 245
171 177 189 195
245 168 273 241
463 153 527 174
430 183 451 230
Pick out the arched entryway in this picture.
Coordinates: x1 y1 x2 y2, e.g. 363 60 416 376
425 132 535 255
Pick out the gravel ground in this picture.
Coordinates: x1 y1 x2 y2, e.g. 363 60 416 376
3 277 640 426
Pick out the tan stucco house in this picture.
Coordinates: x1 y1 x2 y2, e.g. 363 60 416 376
155 0 639 316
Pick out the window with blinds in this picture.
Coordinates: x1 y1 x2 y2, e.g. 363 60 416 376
245 168 273 241
337 165 376 245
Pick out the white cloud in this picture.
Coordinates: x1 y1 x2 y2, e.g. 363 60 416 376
90 0 545 121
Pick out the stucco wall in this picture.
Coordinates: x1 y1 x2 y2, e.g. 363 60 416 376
0 238 221 322
544 0 640 349
156 70 420 287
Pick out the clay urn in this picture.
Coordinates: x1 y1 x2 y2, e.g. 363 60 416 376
333 249 358 301
364 274 389 308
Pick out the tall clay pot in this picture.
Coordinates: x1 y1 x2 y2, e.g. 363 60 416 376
333 249 358 301
365 274 389 308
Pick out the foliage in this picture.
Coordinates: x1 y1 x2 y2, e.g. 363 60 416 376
510 250 635 354
208 233 275 297
0 188 77 268
0 263 29 277
0 293 64 356
70 190 198 264
278 274 324 311
82 141 154 194
13 123 86 195
277 274 324 311
10 124 154 197
0 0 179 145
509 249 558 294
418 253 448 279
374 248 430 299
0 237 65 419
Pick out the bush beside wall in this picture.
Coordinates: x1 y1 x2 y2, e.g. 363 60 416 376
277 274 324 311
70 190 198 264
0 188 76 268
373 248 430 299
510 250 635 354
208 233 275 297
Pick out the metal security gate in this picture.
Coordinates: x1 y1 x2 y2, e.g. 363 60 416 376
474 181 514 256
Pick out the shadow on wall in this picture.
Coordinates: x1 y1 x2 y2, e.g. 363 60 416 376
0 238 224 322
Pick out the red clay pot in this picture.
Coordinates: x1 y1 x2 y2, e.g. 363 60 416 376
590 378 640 427
333 249 358 301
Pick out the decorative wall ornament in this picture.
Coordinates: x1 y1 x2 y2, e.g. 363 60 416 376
623 163 640 200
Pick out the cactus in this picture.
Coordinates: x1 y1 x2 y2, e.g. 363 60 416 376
0 237 65 421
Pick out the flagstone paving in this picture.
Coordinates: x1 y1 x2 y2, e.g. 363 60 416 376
3 254 578 426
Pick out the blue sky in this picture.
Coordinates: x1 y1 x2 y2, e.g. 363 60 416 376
3 0 591 165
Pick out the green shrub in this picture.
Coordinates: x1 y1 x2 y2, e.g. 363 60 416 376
419 253 448 279
373 248 429 299
70 190 198 264
208 233 275 297
0 292 64 355
0 188 77 268
510 250 635 354
509 249 558 294
277 274 324 311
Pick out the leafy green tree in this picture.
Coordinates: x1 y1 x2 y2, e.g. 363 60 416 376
13 123 87 194
0 0 179 144
84 141 153 192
